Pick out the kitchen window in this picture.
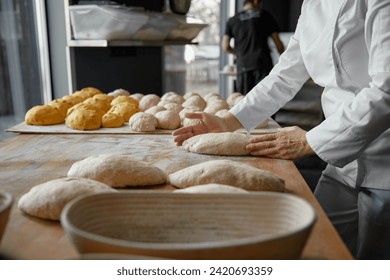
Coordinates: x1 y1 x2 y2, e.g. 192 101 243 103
0 0 51 140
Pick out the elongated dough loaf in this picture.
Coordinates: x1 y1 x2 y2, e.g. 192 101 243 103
183 132 251 156
173 184 248 193
67 154 167 188
168 160 285 192
18 177 115 221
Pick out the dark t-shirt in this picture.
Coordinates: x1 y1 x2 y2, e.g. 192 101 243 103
225 8 280 74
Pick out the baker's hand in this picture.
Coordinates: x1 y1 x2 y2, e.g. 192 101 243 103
246 126 315 159
172 112 229 146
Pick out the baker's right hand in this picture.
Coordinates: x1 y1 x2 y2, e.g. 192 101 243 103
172 112 231 146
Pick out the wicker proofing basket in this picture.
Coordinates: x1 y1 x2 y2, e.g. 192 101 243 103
0 192 13 245
61 191 316 260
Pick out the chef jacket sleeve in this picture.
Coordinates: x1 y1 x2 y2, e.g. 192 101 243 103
229 14 311 132
306 0 390 167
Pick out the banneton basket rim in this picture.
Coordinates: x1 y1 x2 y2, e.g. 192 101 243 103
61 191 316 251
0 192 13 213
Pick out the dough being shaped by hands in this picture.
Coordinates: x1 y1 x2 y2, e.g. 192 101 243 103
18 177 115 221
168 159 285 192
67 154 167 188
183 132 250 156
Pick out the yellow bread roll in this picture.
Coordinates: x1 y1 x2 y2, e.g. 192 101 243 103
102 112 124 128
65 109 101 130
25 105 65 125
67 103 105 117
82 97 111 112
48 99 73 117
108 102 138 121
61 94 84 105
111 95 139 108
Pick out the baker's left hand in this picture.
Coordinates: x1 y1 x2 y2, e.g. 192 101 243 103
246 126 315 159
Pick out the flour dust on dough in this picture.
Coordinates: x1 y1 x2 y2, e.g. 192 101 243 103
67 153 167 188
18 177 115 221
173 183 248 193
168 159 285 192
183 132 251 156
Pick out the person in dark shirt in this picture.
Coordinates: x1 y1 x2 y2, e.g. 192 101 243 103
222 0 285 95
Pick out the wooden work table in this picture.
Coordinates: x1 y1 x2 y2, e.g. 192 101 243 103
0 133 353 260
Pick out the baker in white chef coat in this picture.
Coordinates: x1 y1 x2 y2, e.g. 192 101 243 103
173 0 390 259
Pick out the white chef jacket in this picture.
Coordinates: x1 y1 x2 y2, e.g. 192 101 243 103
230 0 390 189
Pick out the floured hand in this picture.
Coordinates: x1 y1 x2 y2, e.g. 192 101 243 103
246 126 315 159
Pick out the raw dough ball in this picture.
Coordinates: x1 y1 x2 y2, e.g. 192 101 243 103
65 109 102 130
155 110 181 129
139 94 160 111
67 154 167 188
18 177 115 221
168 160 285 192
102 112 124 128
173 184 248 194
183 92 200 100
160 93 184 105
183 132 251 156
145 105 166 116
163 103 183 114
161 91 177 100
204 92 221 102
129 112 158 132
179 107 201 123
227 92 243 108
130 93 144 102
108 88 130 97
25 105 65 125
204 99 229 114
108 102 138 121
182 95 206 110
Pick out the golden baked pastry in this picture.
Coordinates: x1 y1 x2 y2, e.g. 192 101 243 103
25 105 65 125
48 99 73 117
108 102 138 121
102 112 124 128
65 109 102 130
66 103 105 117
61 94 84 105
111 96 139 108
82 97 111 113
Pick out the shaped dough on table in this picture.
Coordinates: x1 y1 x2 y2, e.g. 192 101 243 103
67 154 167 188
168 159 285 192
18 177 115 221
173 184 248 193
183 132 251 156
